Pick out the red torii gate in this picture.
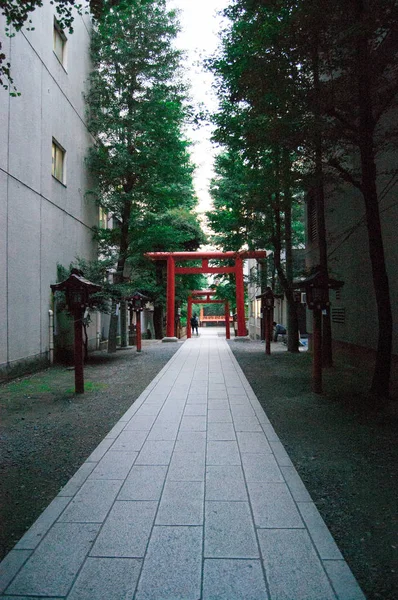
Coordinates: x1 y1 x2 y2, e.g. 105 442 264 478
145 251 267 340
187 290 231 339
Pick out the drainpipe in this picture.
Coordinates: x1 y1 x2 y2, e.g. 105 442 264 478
48 309 54 364
96 312 101 350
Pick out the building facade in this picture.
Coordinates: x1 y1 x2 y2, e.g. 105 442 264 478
305 162 398 364
0 1 98 379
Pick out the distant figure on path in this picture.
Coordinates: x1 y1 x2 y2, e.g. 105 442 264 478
190 314 199 335
273 321 287 342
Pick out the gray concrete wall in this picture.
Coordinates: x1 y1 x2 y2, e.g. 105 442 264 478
305 142 398 357
0 1 98 379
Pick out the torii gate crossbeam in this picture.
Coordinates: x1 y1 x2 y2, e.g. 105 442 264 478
145 251 267 340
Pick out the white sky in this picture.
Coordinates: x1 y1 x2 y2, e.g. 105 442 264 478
167 0 230 215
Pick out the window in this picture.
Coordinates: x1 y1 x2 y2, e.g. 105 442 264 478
99 207 108 228
52 140 65 183
53 19 66 66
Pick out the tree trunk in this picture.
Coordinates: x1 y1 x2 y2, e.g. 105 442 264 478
356 1 392 401
312 40 333 366
282 149 299 353
120 301 128 347
272 181 299 353
108 302 118 353
153 304 164 339
107 198 132 351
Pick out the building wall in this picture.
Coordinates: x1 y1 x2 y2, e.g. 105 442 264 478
0 1 98 379
305 152 398 358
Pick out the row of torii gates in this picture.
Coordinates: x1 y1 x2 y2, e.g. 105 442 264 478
146 250 267 340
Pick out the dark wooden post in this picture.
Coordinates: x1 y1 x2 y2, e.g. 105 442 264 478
74 307 85 394
265 309 271 355
187 296 192 339
136 311 142 352
225 301 230 340
312 308 323 394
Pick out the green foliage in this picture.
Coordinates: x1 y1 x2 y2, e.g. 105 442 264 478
85 1 205 331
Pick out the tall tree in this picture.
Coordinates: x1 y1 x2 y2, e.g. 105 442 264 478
86 0 198 347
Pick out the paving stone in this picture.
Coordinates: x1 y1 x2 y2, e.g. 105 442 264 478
58 461 97 497
205 501 259 558
186 395 207 404
269 441 293 467
105 421 127 439
175 431 206 454
207 400 230 410
206 466 248 501
208 409 232 423
167 451 205 481
180 415 207 431
208 422 236 441
89 451 138 480
58 479 122 523
233 417 263 432
135 441 174 465
298 503 343 560
135 404 162 417
228 396 248 405
135 526 202 600
86 437 115 462
15 497 71 549
90 501 157 558
247 481 303 528
261 423 280 442
5 523 100 597
110 430 148 452
67 557 142 600
207 441 241 465
124 414 157 431
281 466 313 502
258 529 336 600
0 550 32 594
183 403 207 416
147 422 180 441
203 559 269 599
118 465 167 501
156 480 204 525
237 431 272 454
241 453 284 483
231 404 256 417
209 384 227 392
323 560 366 599
208 391 228 399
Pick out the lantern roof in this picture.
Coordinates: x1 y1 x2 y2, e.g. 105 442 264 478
50 270 102 294
293 270 344 291
126 290 150 301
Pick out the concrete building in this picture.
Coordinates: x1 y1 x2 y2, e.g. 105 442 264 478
305 165 398 366
0 1 98 379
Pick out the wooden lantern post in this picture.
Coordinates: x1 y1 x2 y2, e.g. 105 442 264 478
296 271 344 394
128 292 149 352
256 287 275 355
51 270 101 394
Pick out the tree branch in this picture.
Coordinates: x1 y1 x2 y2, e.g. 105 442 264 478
327 158 363 191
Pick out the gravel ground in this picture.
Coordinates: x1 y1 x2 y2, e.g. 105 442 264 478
0 337 397 600
229 340 398 600
0 340 180 560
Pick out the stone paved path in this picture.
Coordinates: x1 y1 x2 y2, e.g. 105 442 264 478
0 329 366 599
